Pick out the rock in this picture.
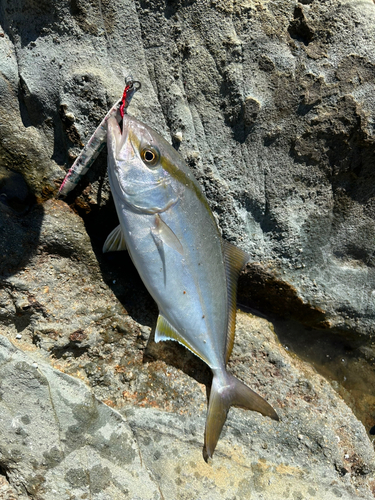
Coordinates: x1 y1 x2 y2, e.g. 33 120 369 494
0 475 18 500
0 0 374 336
1 312 374 499
0 335 162 500
0 0 375 498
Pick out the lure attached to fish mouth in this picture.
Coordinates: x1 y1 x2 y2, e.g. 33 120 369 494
59 78 278 458
104 112 279 459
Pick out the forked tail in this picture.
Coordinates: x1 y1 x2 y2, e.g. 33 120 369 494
204 370 279 459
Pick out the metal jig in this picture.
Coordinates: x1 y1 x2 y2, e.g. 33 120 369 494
58 76 141 197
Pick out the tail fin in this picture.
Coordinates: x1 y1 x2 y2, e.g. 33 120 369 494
204 371 279 460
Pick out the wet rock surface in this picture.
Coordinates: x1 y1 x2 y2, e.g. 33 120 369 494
0 0 375 498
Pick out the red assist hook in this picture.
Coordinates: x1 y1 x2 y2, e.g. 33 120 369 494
119 76 141 118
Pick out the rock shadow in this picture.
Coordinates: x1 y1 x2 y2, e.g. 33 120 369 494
272 316 375 436
144 326 212 389
0 167 43 278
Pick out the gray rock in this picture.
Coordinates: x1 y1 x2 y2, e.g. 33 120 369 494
1 311 374 499
0 0 375 498
0 475 19 500
0 335 161 500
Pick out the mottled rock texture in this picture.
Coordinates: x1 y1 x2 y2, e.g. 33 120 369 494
0 0 375 498
0 336 161 500
1 0 374 334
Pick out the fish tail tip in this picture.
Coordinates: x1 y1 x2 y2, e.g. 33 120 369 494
203 375 230 459
272 409 280 422
202 446 212 462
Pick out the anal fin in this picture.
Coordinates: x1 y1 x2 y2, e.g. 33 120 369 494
155 314 182 343
155 314 208 364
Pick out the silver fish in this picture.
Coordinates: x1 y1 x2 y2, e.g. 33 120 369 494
104 114 278 458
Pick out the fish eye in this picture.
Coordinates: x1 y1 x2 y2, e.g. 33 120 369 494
141 146 160 167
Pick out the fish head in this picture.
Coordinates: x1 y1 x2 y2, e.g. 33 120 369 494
107 114 186 214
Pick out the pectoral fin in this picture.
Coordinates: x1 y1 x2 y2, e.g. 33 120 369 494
151 214 184 255
103 225 127 253
223 241 250 363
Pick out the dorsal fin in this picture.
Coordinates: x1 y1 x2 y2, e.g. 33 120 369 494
103 225 127 253
223 241 250 363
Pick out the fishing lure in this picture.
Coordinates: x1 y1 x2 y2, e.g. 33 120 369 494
58 76 141 197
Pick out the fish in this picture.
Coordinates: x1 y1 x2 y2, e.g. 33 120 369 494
103 113 279 458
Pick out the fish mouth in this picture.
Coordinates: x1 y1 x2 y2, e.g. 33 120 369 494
118 118 141 163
